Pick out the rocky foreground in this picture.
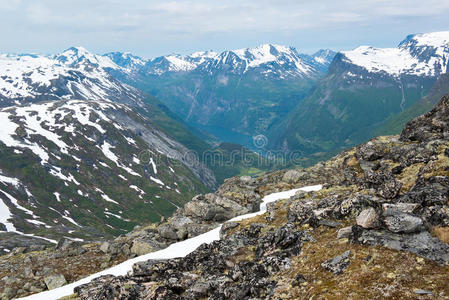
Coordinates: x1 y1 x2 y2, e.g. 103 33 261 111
4 94 449 299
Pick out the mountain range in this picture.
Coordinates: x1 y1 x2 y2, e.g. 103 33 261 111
268 31 449 163
0 31 448 248
104 44 336 146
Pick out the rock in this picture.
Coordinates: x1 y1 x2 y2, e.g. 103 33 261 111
337 226 353 239
187 223 214 238
239 176 252 184
219 221 239 239
364 171 402 199
169 216 193 230
352 228 449 264
382 203 419 214
56 238 82 250
318 219 341 228
414 289 433 295
24 266 34 277
400 176 449 206
158 224 178 240
184 194 247 222
401 94 449 142
287 200 319 226
356 208 379 229
1 287 16 299
99 241 110 253
282 170 301 183
44 274 67 290
321 250 352 275
383 209 423 233
130 240 154 256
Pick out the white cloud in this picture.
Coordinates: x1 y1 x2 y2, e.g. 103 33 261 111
0 0 448 56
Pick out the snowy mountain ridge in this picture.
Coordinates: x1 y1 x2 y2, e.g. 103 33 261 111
341 31 449 77
0 99 213 243
106 44 336 79
0 47 144 107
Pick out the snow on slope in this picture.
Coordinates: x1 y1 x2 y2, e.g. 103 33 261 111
0 47 141 104
342 31 449 77
20 184 323 300
233 44 309 71
114 44 330 78
0 100 115 165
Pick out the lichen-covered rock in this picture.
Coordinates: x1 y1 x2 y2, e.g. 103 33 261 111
383 209 423 233
321 250 352 275
43 274 67 290
401 94 449 142
130 240 156 256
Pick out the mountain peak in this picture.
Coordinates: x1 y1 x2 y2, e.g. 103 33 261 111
56 46 117 69
342 31 449 77
399 31 449 48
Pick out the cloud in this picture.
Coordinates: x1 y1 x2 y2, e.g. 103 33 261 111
0 0 448 56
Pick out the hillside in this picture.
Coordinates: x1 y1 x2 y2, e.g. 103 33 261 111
0 99 212 246
75 93 449 299
5 93 449 299
269 31 449 160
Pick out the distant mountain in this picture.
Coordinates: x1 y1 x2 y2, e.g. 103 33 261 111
269 31 449 162
0 47 144 108
105 44 336 147
0 99 212 243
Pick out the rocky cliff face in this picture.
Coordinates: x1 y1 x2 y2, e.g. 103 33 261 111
4 95 449 299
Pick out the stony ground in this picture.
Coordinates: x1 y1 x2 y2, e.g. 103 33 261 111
3 94 449 299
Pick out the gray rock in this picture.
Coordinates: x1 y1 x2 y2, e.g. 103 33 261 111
239 176 252 184
187 223 214 238
44 274 67 290
24 266 34 277
337 226 353 239
1 287 16 299
364 171 402 199
321 250 352 275
352 228 449 264
383 209 423 233
382 203 419 214
56 238 82 250
318 219 341 228
219 222 239 239
356 208 379 229
169 216 193 230
414 289 433 295
282 170 301 183
99 241 110 253
130 240 154 256
158 224 178 240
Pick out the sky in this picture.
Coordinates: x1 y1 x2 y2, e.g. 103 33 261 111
1 0 449 58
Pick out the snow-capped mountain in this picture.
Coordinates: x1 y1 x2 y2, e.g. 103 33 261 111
341 31 449 77
0 99 212 243
270 31 449 160
104 51 146 71
0 47 143 107
117 44 336 79
197 44 323 79
104 45 336 144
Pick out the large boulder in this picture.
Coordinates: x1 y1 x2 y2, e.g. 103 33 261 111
356 208 380 229
44 274 67 290
383 209 423 233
